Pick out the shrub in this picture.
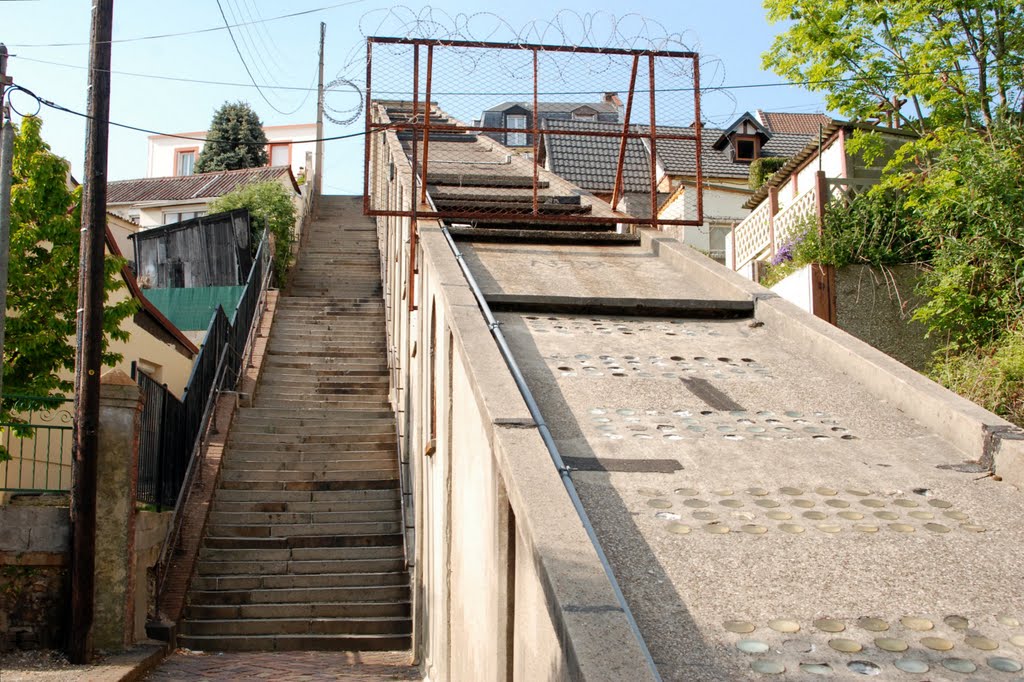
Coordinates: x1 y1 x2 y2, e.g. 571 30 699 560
210 182 297 285
748 156 788 190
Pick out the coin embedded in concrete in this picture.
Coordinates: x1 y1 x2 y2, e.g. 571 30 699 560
847 660 882 675
829 638 863 653
826 499 851 509
962 524 987 532
900 617 934 631
693 511 718 521
814 618 845 633
965 636 999 650
889 523 916 533
924 523 951 534
988 656 1024 673
755 499 781 508
847 488 871 496
928 498 954 508
875 637 908 652
655 512 681 521
944 510 969 520
747 487 770 496
667 522 692 535
674 487 701 497
741 524 768 535
704 523 730 534
860 499 886 508
839 511 865 521
816 524 842 533
874 511 900 521
683 498 710 508
766 511 792 521
941 657 977 673
996 615 1020 627
858 617 889 632
736 639 770 654
750 660 785 675
909 511 935 520
647 499 673 509
720 499 745 509
712 488 735 496
853 524 879 533
894 499 919 508
1011 635 1024 648
768 619 800 633
780 486 804 496
793 499 816 508
723 620 756 634
637 487 664 497
893 658 930 673
799 663 832 675
781 639 814 653
921 636 955 651
779 523 805 534
803 511 828 521
815 487 839 496
944 615 970 630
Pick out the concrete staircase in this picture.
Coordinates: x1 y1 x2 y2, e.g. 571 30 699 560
178 196 412 652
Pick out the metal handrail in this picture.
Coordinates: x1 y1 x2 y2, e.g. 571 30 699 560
441 226 663 682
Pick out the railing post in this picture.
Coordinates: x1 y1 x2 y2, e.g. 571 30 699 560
815 170 828 235
730 223 737 271
768 187 779 257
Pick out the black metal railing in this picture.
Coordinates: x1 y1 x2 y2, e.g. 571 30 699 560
0 394 74 494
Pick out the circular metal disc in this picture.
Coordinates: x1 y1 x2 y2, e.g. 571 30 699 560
781 639 814 653
846 488 871 496
826 499 851 508
965 636 999 650
894 499 919 508
674 487 700 497
839 511 865 520
741 524 768 535
874 511 900 521
693 511 718 521
889 523 916 533
894 658 930 673
962 524 987 532
909 511 935 520
750 660 785 675
817 524 842 534
793 499 816 508
813 618 845 633
853 524 879 533
747 487 769 496
815 487 839 496
768 619 800 633
944 510 969 520
703 523 730 534
667 522 691 535
736 639 769 654
829 638 863 653
637 487 664 497
803 511 828 521
860 499 886 508
924 523 951 534
941 657 977 673
900 617 933 631
799 663 832 675
655 511 681 521
780 486 804 496
996 614 1020 627
944 615 969 630
647 499 673 509
1011 634 1024 648
712 488 734 496
683 498 710 508
921 636 955 651
847 660 881 675
723 620 756 634
875 637 908 652
766 511 792 520
858 617 889 632
928 498 954 508
988 656 1024 673
720 499 745 509
779 523 805 534
755 499 781 508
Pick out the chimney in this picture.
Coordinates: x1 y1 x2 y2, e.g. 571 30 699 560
604 92 624 122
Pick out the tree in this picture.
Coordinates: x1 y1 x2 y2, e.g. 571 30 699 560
209 181 297 284
762 0 1024 133
194 101 269 173
2 116 135 454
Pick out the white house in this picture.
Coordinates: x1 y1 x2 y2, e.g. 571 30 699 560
146 123 316 182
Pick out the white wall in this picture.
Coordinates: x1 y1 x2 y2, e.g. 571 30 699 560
659 181 751 255
779 136 846 209
769 264 814 313
146 123 316 180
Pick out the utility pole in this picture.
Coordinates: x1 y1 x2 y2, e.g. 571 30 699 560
0 44 14 407
69 0 114 664
315 22 325 216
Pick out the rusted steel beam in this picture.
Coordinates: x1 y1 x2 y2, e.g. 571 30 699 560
362 39 373 215
610 55 639 213
408 44 420 312
419 45 433 206
532 48 540 217
692 55 704 227
648 55 659 231
367 36 697 59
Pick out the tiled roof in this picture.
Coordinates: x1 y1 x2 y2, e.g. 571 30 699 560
108 166 297 204
658 129 811 178
543 119 651 193
755 111 832 135
486 101 620 114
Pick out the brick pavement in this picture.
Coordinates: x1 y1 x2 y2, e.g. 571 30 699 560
144 650 418 681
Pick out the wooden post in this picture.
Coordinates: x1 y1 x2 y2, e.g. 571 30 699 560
729 223 737 271
767 187 779 257
815 170 828 235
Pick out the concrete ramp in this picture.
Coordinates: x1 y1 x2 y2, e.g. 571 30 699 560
462 238 1024 680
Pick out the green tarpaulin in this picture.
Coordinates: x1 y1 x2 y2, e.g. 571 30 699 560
144 286 246 332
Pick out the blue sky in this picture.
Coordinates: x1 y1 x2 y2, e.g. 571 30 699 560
2 1 827 194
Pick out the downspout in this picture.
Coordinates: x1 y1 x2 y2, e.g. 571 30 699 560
440 226 664 682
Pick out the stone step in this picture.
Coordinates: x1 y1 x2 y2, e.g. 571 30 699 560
208 508 399 525
175 632 411 652
218 476 398 492
192 571 408 592
254 399 390 410
219 468 398 485
197 555 404 576
211 498 401 514
185 600 410 622
181 615 412 638
222 459 396 474
198 545 404 564
202 532 403 551
212 487 399 504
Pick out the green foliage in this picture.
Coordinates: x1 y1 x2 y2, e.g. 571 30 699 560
930 327 1024 427
762 0 1024 133
209 181 297 284
748 157 788 190
194 101 269 173
3 117 135 458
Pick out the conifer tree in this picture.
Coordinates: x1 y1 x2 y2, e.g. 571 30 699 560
195 101 269 173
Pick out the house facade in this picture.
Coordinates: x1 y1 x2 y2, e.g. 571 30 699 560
478 93 622 148
146 122 316 182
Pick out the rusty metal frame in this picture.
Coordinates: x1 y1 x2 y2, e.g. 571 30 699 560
363 37 704 227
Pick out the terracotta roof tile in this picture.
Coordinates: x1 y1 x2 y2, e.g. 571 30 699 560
108 166 297 204
755 111 832 135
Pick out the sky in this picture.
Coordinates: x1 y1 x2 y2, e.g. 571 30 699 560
1 0 828 194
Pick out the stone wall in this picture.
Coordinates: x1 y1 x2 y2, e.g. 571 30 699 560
0 506 70 651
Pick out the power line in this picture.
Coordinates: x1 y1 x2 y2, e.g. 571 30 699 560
6 0 373 48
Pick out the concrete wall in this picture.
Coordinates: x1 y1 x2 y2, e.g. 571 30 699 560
134 511 172 642
658 181 751 257
369 103 657 681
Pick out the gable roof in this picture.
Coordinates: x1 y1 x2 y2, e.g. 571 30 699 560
543 119 651 193
712 112 771 150
755 111 832 135
485 101 620 115
107 166 298 205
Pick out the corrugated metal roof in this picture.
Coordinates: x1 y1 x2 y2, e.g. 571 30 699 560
108 166 297 204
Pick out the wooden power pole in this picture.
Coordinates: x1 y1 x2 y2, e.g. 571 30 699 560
69 0 114 664
315 22 325 215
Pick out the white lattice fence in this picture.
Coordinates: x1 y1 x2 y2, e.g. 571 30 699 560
773 187 817 246
732 200 773 269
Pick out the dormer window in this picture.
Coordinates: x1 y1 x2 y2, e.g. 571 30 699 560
733 135 760 162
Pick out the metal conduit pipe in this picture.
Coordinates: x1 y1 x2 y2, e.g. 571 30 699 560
440 226 663 682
